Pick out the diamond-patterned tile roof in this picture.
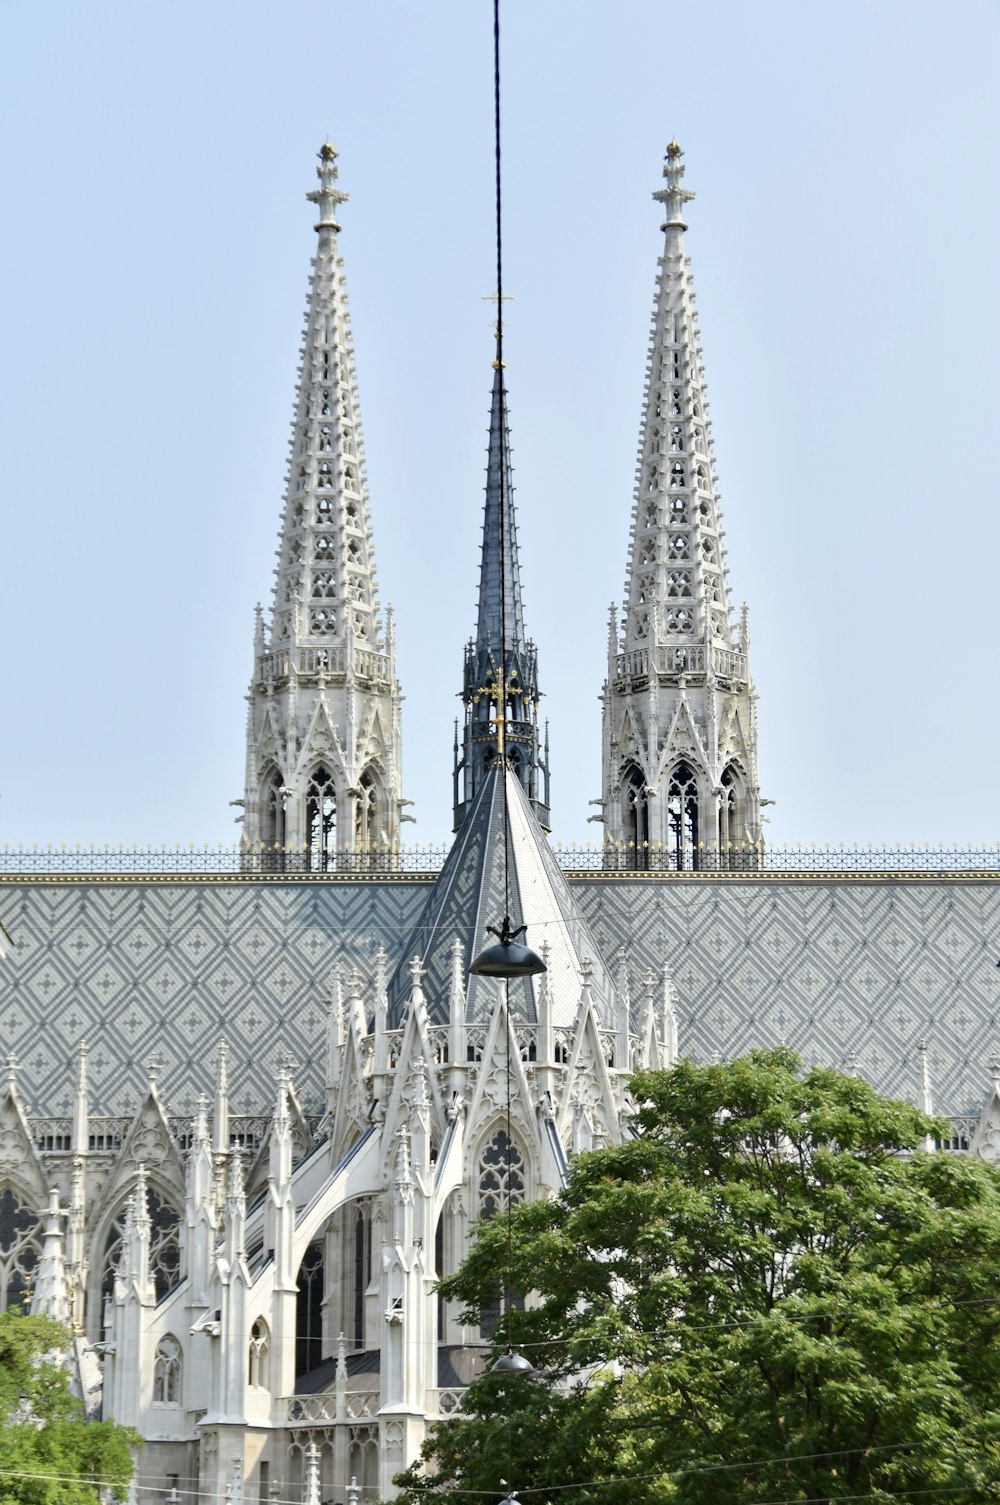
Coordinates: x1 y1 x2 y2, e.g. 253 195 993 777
2 872 999 1116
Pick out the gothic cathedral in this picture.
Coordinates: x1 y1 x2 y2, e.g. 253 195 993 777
1 144 999 1505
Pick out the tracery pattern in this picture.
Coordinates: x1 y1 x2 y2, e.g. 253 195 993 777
100 1184 181 1307
0 1188 41 1313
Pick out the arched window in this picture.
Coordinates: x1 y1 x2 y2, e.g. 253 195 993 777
306 766 336 871
153 1335 182 1404
478 1132 526 1336
101 1185 181 1312
478 1130 525 1220
0 1188 42 1313
667 761 700 870
262 771 286 865
352 1201 373 1348
355 769 378 849
621 763 649 869
296 1243 324 1379
718 765 744 866
249 1319 270 1389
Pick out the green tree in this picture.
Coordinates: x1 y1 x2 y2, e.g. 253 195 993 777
0 1312 138 1504
396 1050 1000 1505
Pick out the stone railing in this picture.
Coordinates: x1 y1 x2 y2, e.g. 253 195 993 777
283 1391 379 1423
256 646 390 684
614 645 748 683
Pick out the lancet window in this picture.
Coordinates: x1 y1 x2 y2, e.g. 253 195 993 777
262 776 284 848
306 766 336 870
667 761 700 870
352 1201 373 1347
296 1244 324 1378
621 763 650 867
0 1189 41 1313
153 1335 182 1404
718 764 743 861
355 770 378 849
249 1319 270 1388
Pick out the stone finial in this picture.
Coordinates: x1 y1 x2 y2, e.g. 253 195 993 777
653 139 695 227
307 142 348 231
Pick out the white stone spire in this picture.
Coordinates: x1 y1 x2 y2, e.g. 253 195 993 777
242 144 405 865
601 143 762 868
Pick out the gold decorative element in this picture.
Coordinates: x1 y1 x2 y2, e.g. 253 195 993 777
319 142 337 162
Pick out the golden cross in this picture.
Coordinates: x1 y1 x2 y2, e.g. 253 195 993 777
481 290 516 340
477 666 528 760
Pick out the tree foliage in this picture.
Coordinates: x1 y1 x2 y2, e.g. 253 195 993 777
0 1312 138 1504
395 1050 1000 1505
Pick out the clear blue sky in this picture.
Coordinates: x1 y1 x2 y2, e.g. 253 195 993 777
1 1 997 850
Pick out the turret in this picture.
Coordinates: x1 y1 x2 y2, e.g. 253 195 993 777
242 144 405 866
601 144 762 868
454 346 549 831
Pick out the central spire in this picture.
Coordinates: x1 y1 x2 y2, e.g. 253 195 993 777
453 342 549 833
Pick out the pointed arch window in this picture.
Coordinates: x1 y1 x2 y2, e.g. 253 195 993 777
100 1185 181 1312
621 763 649 868
667 761 700 870
478 1130 525 1220
153 1335 182 1404
296 1243 324 1378
0 1189 42 1313
317 462 333 487
262 771 286 866
352 1201 373 1347
355 769 379 849
306 766 336 871
249 1318 270 1389
718 764 745 867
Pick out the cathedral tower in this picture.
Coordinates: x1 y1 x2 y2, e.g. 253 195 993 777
600 144 761 868
453 347 549 832
241 145 404 864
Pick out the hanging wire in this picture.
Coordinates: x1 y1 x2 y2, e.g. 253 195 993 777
493 0 512 928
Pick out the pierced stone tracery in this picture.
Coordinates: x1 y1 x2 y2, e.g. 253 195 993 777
0 1188 41 1313
306 766 337 870
477 1130 525 1220
100 1184 181 1309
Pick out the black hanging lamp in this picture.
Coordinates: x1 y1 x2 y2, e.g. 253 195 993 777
492 1345 535 1375
470 916 546 978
